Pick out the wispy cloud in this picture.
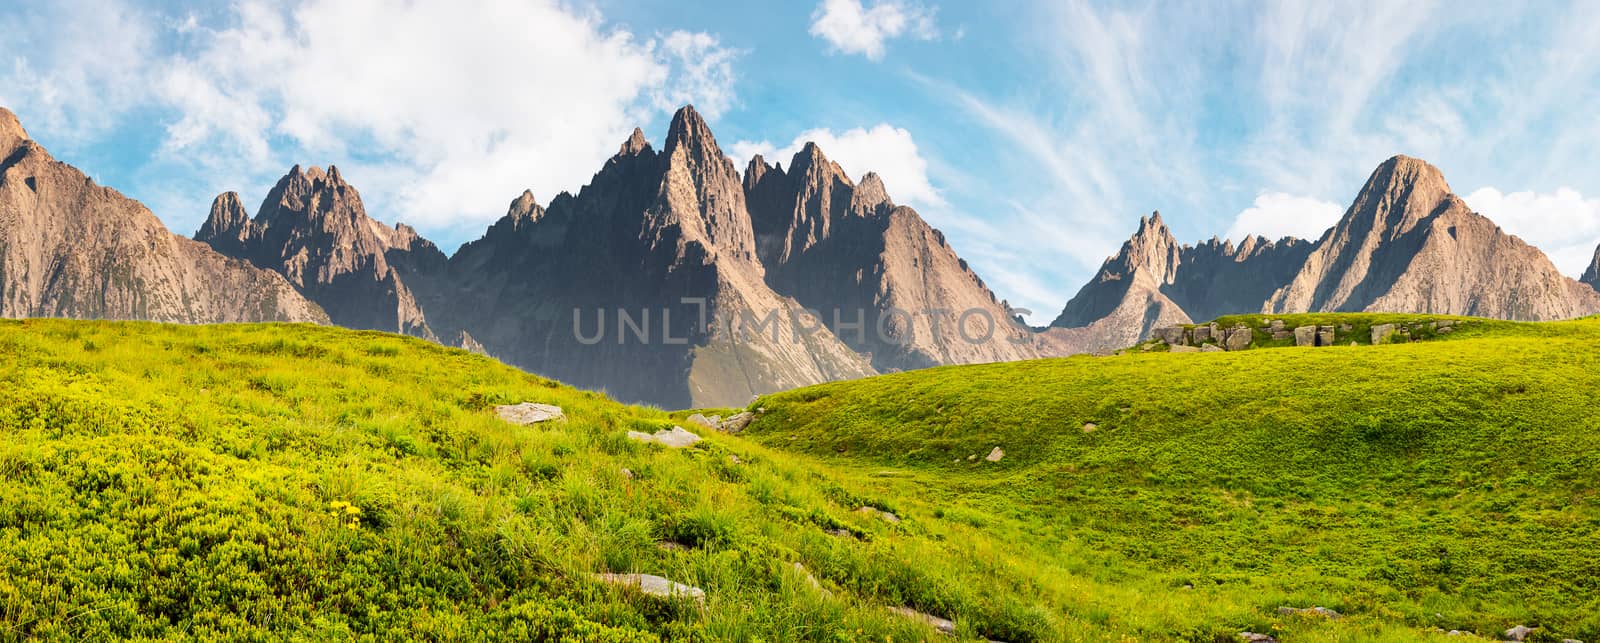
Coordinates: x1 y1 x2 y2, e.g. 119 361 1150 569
730 123 944 208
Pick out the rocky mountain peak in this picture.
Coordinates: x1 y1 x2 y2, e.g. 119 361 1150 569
744 154 772 191
0 107 28 156
619 127 651 156
664 105 720 158
850 172 894 217
197 192 252 254
1124 211 1182 280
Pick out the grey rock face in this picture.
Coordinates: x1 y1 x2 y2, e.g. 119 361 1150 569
627 426 703 448
718 411 755 434
1317 325 1336 346
1584 243 1600 293
744 143 1039 372
1 107 326 324
1371 323 1397 344
1224 325 1253 351
887 606 955 635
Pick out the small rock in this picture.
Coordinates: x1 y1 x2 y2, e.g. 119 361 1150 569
1225 325 1253 351
888 606 955 636
967 454 977 461
1239 632 1276 643
626 426 702 448
825 528 854 538
756 407 766 413
619 467 635 479
1350 341 1358 346
593 573 705 607
1316 325 1336 346
1277 605 1341 619
685 413 717 429
495 402 564 425
985 446 1004 462
718 412 755 434
1170 344 1200 353
792 562 831 597
1082 422 1098 432
657 541 689 551
857 506 901 523
1561 639 1583 643
1269 319 1285 331
1201 344 1225 352
1504 625 1535 641
1271 330 1293 340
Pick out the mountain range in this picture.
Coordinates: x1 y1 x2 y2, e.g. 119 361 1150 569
5 104 1600 407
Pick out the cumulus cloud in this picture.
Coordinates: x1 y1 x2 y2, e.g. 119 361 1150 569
1464 187 1600 277
1223 192 1345 243
809 0 937 61
730 124 943 208
3 0 739 239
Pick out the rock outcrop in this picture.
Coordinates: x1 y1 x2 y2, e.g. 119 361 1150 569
1266 155 1600 320
440 106 875 408
0 107 326 324
196 165 442 339
743 143 1038 372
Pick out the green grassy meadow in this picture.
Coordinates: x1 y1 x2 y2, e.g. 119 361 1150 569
1 316 1597 641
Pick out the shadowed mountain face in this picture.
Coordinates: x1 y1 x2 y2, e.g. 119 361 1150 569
1582 244 1600 293
0 107 326 324
196 165 444 340
440 107 874 408
744 144 1039 372
1266 156 1600 320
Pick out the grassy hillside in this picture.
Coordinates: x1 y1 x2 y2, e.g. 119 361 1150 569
748 313 1600 642
4 315 1597 641
0 319 1061 641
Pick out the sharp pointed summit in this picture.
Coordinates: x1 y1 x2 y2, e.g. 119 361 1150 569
1581 242 1600 292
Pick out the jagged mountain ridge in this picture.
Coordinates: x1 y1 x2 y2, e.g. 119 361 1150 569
1578 242 1600 293
196 165 443 340
0 107 326 324
1054 155 1600 342
437 107 874 408
744 143 1039 372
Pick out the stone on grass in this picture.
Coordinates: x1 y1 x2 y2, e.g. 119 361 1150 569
593 573 705 607
857 506 901 524
1294 326 1317 346
627 426 702 448
1239 633 1276 643
1225 325 1253 351
1201 344 1225 353
1371 323 1397 344
718 412 755 434
986 446 1004 462
1276 606 1340 619
1082 422 1098 433
1170 344 1200 353
888 606 955 636
619 467 635 479
1504 625 1535 641
495 402 564 425
685 413 717 429
792 562 831 597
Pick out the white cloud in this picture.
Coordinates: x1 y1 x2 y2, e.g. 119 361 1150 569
809 0 937 61
731 124 943 208
1464 187 1600 277
0 0 157 145
152 0 740 233
1223 192 1345 243
3 0 739 238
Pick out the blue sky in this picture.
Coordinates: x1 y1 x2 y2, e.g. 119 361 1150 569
4 0 1600 322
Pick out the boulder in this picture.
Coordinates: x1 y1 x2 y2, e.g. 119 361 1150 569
627 426 703 448
1224 326 1253 351
1504 625 1535 642
1294 326 1317 347
1239 633 1277 643
1154 325 1188 345
1371 323 1397 345
985 446 1004 462
888 606 955 636
685 413 717 429
1316 325 1336 346
1271 330 1293 340
495 402 564 425
718 412 755 434
857 506 901 523
1201 344 1225 352
1082 422 1098 432
1269 319 1286 331
619 467 635 479
1192 325 1213 344
1170 344 1200 353
1276 606 1341 619
593 573 705 607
